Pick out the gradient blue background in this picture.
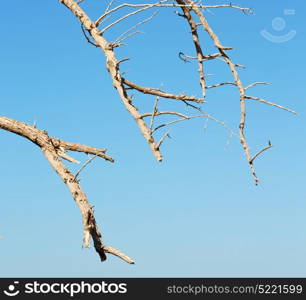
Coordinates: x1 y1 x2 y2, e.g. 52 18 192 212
0 0 305 277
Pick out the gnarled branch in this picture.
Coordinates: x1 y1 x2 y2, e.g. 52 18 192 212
0 116 134 264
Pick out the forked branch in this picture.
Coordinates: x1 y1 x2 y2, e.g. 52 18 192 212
59 0 295 185
0 116 134 264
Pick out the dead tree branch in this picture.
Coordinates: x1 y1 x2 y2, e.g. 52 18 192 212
59 0 165 161
149 96 159 132
207 82 236 89
59 0 295 185
0 116 134 264
250 142 273 164
245 82 270 90
96 1 252 26
245 95 297 114
122 78 204 103
114 11 158 44
176 0 206 97
178 0 294 184
73 154 98 182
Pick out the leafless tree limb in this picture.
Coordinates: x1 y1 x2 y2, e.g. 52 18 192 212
250 142 273 164
245 82 270 90
176 0 206 97
0 116 134 264
156 130 171 149
96 1 252 26
207 82 236 89
122 78 204 103
49 138 114 162
152 114 209 133
149 96 159 132
141 111 190 119
73 154 98 182
104 0 117 13
59 0 164 161
81 25 98 47
99 4 162 33
115 11 158 44
245 95 297 114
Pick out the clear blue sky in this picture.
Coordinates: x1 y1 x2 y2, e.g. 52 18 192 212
0 0 305 277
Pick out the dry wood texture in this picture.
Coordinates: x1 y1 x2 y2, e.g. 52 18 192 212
0 116 134 264
0 0 297 264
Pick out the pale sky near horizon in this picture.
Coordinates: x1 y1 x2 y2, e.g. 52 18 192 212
0 0 306 277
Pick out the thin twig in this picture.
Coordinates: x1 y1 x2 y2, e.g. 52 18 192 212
156 130 171 149
81 25 98 47
176 0 206 97
115 30 143 44
115 11 159 44
0 116 134 264
207 82 236 89
149 96 159 132
73 154 98 182
100 4 161 34
183 0 257 182
183 100 203 112
96 2 251 26
152 114 204 133
103 246 135 264
245 95 297 114
245 82 270 90
142 111 189 119
104 0 116 13
122 78 204 103
250 142 273 164
50 138 114 162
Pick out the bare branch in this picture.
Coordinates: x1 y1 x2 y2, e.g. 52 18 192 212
96 0 169 26
60 0 163 161
115 30 143 44
234 63 246 68
81 25 98 47
152 114 206 133
178 52 192 63
122 78 204 103
100 4 161 33
104 0 116 13
250 142 273 164
176 0 206 97
245 82 270 90
115 11 158 44
104 246 135 264
50 139 114 162
207 82 236 89
0 116 133 263
183 0 257 183
73 154 98 182
183 100 203 112
156 130 171 149
56 147 80 164
149 96 159 132
141 111 190 119
178 51 227 64
96 1 251 26
202 53 223 61
245 95 297 114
